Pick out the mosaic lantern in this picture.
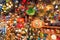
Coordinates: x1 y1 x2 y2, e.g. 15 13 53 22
22 0 26 3
16 23 24 29
37 3 45 10
6 1 13 9
17 18 24 23
44 5 54 12
26 8 35 15
31 19 44 28
40 32 44 38
51 34 57 40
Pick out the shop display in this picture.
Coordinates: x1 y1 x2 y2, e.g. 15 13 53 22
0 0 60 40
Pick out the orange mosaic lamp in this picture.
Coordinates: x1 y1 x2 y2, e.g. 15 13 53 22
31 19 44 28
44 5 54 12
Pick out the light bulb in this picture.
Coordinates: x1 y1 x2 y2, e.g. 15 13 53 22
4 11 6 12
6 3 9 6
11 4 13 6
6 26 8 28
14 21 17 23
19 29 21 32
15 30 18 32
16 0 18 3
7 7 9 9
51 34 57 40
6 21 9 23
25 29 27 32
55 5 58 8
10 2 12 4
15 5 18 7
9 5 11 8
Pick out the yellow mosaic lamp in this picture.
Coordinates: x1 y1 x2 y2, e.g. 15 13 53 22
2 5 7 12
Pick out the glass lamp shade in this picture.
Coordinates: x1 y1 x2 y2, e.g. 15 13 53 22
31 19 44 28
17 18 24 23
26 8 35 15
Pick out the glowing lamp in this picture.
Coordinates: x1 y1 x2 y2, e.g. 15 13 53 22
51 34 57 40
16 23 24 29
31 19 44 28
17 18 24 23
45 5 54 11
26 8 35 15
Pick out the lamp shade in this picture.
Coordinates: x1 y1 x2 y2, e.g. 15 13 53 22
26 8 35 15
31 19 44 28
17 18 24 23
16 23 24 28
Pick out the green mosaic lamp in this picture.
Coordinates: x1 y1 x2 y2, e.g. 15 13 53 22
26 8 35 15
